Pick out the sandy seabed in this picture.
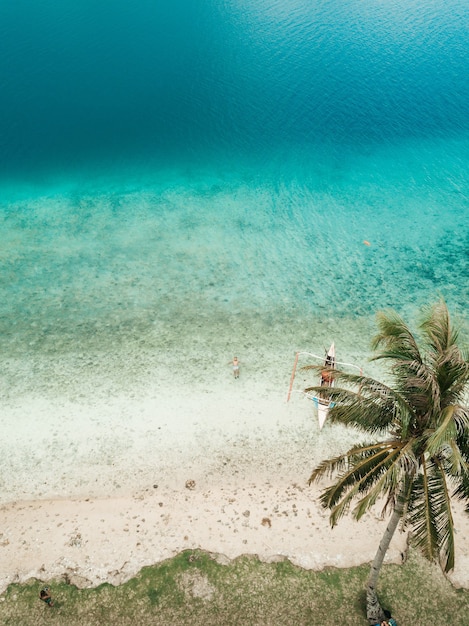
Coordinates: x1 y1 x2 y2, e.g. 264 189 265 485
1 350 469 594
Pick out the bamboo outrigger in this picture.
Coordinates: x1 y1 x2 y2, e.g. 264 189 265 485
287 343 362 429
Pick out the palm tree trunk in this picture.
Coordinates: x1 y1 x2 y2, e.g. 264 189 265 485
366 500 404 625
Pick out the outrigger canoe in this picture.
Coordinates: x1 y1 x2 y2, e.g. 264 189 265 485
316 342 336 429
287 343 361 430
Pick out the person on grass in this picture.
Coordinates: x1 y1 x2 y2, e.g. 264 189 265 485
39 587 54 607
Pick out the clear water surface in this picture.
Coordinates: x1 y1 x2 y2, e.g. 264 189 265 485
1 0 469 388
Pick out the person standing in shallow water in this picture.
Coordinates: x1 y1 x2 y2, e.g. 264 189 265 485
231 356 240 378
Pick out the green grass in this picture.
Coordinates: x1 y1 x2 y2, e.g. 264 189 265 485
1 549 468 625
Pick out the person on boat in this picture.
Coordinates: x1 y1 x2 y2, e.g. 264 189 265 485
320 369 332 386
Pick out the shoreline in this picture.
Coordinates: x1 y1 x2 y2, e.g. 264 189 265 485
2 377 469 593
0 483 408 593
2 478 469 593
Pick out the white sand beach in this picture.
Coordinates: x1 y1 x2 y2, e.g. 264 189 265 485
1 346 469 594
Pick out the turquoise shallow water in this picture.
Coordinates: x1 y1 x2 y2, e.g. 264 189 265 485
1 1 469 507
1 141 468 369
1 0 469 375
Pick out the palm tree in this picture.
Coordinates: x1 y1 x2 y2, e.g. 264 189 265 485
304 301 469 625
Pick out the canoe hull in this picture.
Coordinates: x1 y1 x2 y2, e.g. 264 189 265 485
317 399 329 430
317 342 335 429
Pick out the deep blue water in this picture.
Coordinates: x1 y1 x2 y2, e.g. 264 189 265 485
1 0 469 361
2 0 469 172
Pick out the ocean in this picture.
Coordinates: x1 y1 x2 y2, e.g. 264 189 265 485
1 0 469 391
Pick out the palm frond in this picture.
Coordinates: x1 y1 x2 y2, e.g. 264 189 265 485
309 442 389 488
304 373 413 435
327 482 363 526
304 386 397 434
442 439 469 478
352 460 401 520
308 452 349 485
420 300 458 355
451 440 469 507
408 456 456 572
398 473 415 529
314 443 392 514
314 441 414 527
302 364 410 396
371 309 423 364
425 405 457 457
407 458 440 562
419 302 469 412
432 457 456 572
352 439 418 519
453 474 469 512
435 356 469 407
